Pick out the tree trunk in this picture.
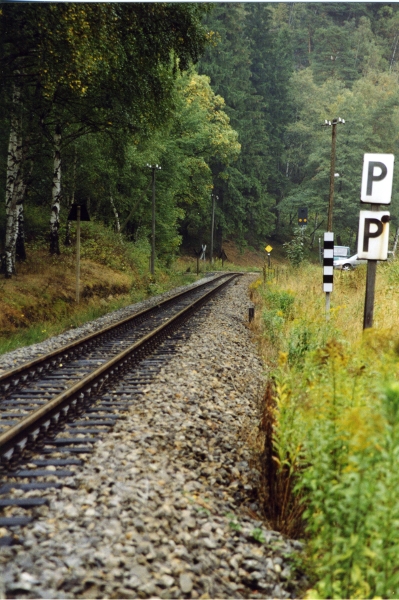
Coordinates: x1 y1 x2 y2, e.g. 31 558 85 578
390 34 399 72
5 84 22 278
15 135 33 263
50 124 62 255
110 193 122 241
65 146 77 246
274 198 282 237
309 213 324 249
392 226 399 255
16 201 26 261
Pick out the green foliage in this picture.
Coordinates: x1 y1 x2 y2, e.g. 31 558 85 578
251 528 266 544
255 267 399 597
387 259 399 284
259 282 295 345
0 3 216 265
262 284 295 317
270 3 399 242
283 228 307 266
287 321 320 367
226 512 242 532
199 3 293 246
297 376 399 599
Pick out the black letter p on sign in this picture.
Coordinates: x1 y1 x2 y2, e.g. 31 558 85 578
361 154 394 205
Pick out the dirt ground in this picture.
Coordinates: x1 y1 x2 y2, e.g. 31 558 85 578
222 240 268 268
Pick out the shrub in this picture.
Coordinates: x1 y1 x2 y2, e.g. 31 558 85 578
283 227 306 266
253 263 399 598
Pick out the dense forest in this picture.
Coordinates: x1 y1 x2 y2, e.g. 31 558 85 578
2 3 399 278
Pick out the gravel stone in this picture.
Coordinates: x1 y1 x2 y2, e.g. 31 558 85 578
179 573 193 594
0 274 307 598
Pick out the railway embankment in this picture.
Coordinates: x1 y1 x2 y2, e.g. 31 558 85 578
0 274 306 599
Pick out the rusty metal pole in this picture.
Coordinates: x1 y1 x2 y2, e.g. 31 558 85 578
151 167 155 276
210 193 216 265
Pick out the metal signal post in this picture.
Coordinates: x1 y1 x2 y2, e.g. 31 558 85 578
147 164 161 276
210 193 218 265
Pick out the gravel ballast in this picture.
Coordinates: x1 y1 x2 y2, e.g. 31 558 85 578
0 274 306 599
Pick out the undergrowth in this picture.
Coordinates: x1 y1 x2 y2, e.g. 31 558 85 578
252 261 399 598
0 221 258 355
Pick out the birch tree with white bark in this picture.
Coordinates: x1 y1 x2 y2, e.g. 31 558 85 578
50 125 62 255
4 83 23 278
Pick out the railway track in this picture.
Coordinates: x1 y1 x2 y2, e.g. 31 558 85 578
0 273 240 544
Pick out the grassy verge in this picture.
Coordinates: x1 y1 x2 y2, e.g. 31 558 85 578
0 222 261 356
252 261 399 599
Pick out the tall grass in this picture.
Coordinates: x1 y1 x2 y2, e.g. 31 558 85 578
252 260 399 598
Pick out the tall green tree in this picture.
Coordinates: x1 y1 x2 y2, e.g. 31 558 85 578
0 3 210 274
199 3 293 246
55 69 239 264
280 68 399 246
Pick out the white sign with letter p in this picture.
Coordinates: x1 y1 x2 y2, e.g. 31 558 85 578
358 210 390 260
361 153 394 204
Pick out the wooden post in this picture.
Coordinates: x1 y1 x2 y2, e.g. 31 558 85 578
327 123 337 232
363 260 377 329
363 204 380 330
325 123 337 321
75 205 81 303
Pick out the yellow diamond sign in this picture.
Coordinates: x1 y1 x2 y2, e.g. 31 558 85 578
265 245 273 253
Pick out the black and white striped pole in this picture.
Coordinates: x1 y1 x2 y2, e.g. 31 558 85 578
323 232 334 316
322 117 345 320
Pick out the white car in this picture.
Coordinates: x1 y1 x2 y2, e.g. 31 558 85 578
333 254 367 271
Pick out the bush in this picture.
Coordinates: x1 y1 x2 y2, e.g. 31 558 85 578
259 283 295 345
283 227 306 266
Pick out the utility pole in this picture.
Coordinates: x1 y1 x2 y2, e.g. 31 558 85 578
210 193 218 264
146 163 161 276
322 117 345 319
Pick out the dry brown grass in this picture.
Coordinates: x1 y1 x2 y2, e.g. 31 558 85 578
0 250 132 334
284 262 399 341
251 261 399 355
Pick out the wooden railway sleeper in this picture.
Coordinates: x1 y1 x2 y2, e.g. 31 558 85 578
0 274 239 468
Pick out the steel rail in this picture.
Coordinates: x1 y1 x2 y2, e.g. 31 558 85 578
0 273 230 394
0 273 239 463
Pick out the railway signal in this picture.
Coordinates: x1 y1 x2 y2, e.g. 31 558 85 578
298 207 308 226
